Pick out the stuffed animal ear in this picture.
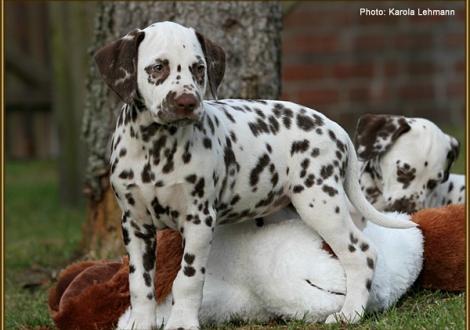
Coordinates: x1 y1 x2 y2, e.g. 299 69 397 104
48 259 128 330
355 114 411 160
442 137 460 182
94 29 146 104
195 31 225 99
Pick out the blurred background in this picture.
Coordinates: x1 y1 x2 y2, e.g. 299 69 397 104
4 1 465 328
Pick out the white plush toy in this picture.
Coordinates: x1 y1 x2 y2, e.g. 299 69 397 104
119 210 423 327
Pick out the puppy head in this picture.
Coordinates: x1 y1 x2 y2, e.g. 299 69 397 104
94 21 225 125
355 114 460 213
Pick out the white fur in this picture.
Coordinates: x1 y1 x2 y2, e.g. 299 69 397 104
137 22 206 124
426 173 465 207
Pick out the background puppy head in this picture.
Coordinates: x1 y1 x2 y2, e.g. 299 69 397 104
94 21 225 125
355 114 460 213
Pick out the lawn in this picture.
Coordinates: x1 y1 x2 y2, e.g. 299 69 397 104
4 137 466 330
5 160 85 329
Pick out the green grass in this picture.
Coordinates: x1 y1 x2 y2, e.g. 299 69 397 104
4 125 466 330
5 160 85 329
203 290 465 329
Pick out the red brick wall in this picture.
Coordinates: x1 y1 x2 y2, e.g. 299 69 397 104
281 1 465 132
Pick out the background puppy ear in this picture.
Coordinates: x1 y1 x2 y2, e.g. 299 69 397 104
94 29 145 104
442 137 460 182
449 137 460 160
195 31 225 99
354 114 411 160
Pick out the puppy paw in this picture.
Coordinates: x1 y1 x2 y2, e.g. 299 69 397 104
164 325 199 330
164 317 199 330
117 307 158 330
325 311 361 324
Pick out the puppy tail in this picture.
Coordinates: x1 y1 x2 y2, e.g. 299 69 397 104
344 138 417 229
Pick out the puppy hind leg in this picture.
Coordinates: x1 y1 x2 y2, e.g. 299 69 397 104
291 188 377 323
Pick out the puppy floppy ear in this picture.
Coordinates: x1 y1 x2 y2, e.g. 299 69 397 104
355 114 411 160
94 29 145 104
195 31 225 99
442 137 460 182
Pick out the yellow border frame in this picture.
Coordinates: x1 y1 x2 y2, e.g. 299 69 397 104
0 1 468 329
1 0 5 327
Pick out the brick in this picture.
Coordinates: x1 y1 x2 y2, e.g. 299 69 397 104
393 34 434 50
283 34 339 54
446 82 465 98
349 88 370 102
404 62 435 75
284 7 355 28
297 88 339 106
282 64 327 81
335 111 363 133
354 35 386 51
384 61 400 77
398 83 434 100
349 85 391 103
455 59 465 72
409 107 445 123
445 32 465 47
457 8 465 22
280 91 295 101
332 63 375 79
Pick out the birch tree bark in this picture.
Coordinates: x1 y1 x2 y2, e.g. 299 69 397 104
81 1 282 258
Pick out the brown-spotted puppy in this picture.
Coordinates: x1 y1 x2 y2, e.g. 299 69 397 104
94 22 415 329
355 114 464 215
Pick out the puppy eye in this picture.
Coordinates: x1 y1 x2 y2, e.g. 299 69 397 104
153 64 164 72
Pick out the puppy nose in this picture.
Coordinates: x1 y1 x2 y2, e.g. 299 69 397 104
175 94 198 112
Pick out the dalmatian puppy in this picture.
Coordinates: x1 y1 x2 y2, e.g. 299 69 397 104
94 22 414 329
355 114 465 214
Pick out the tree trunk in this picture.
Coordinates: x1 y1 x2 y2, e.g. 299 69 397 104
81 1 282 258
49 2 96 207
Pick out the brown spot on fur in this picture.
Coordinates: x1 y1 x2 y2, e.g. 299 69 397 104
94 29 146 103
355 114 411 160
145 59 170 86
195 31 225 98
396 163 416 189
385 196 417 213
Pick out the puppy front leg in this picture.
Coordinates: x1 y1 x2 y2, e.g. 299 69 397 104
118 211 157 330
165 210 215 330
